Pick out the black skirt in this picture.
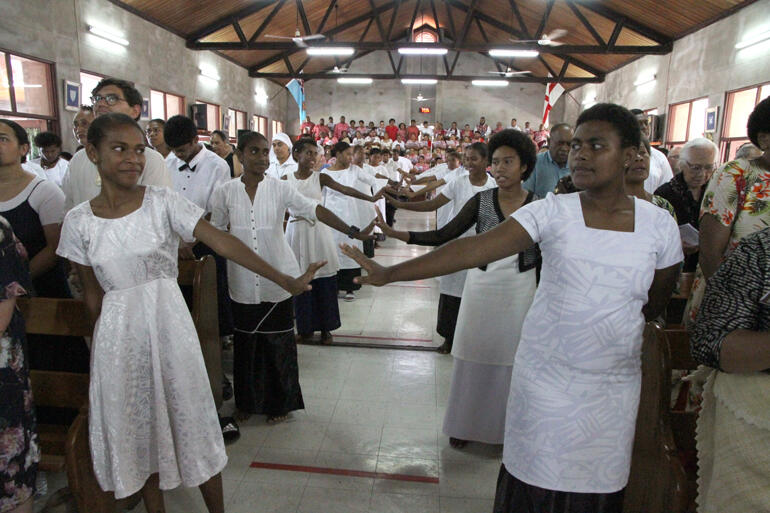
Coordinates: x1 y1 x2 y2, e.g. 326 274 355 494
231 299 304 416
436 293 462 340
337 268 361 292
493 465 625 513
294 275 341 335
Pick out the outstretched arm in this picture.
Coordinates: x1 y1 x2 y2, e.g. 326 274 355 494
193 219 324 295
320 173 377 202
315 205 374 241
386 192 450 212
341 217 533 286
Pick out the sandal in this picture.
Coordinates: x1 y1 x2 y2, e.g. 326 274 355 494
267 414 288 424
219 416 240 444
437 340 452 354
320 331 333 345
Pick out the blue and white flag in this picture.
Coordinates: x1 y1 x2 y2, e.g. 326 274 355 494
286 79 306 123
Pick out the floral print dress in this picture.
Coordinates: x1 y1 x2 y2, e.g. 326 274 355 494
0 215 38 513
685 158 770 326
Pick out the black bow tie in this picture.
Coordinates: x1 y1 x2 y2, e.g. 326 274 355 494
179 163 196 172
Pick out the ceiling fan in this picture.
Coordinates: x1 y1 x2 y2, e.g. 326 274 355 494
487 67 532 77
264 28 325 48
411 92 433 102
511 28 568 46
326 65 349 74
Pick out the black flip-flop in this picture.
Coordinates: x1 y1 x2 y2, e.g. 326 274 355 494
219 416 240 443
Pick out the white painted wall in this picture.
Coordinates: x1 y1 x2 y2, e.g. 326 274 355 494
551 0 770 146
0 0 290 151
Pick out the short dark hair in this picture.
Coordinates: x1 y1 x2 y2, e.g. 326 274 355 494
369 147 381 156
79 105 94 113
467 142 488 160
163 115 198 147
148 118 165 126
389 118 395 123
33 131 62 148
0 119 30 147
92 78 143 109
332 141 350 157
237 131 268 151
446 149 460 159
487 129 538 181
87 112 143 148
629 108 644 116
550 122 572 134
576 103 641 149
293 138 317 155
747 96 770 148
210 130 228 142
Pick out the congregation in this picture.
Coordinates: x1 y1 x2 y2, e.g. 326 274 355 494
2 68 770 513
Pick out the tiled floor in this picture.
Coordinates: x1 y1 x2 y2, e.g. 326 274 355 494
35 210 503 512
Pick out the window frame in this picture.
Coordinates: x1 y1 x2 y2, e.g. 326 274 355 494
194 99 221 133
271 119 284 139
150 88 185 120
227 107 247 142
252 114 268 136
665 96 708 147
719 81 770 162
0 48 58 128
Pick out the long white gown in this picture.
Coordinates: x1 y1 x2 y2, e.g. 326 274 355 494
56 186 227 499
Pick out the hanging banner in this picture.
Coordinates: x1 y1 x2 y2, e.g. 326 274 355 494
542 80 565 127
286 79 306 123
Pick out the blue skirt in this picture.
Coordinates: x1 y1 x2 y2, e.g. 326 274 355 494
294 275 342 335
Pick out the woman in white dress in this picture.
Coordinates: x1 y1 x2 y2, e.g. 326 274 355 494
56 113 323 512
377 130 540 448
341 104 683 513
283 138 380 344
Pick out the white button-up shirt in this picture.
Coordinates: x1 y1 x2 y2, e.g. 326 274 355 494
644 147 675 194
62 147 171 212
210 176 319 304
166 145 229 214
265 157 298 179
31 157 69 187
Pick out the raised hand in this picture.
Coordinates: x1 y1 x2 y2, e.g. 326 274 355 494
339 244 390 286
286 260 327 295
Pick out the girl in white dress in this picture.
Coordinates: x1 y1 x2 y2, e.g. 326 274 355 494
341 104 683 513
56 114 323 512
283 139 379 344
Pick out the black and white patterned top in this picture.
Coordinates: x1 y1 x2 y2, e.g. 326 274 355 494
691 227 770 370
408 188 541 273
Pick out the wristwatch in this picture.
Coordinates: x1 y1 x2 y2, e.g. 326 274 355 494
347 225 361 239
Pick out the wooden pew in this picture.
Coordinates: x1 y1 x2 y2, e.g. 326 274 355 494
623 322 689 513
17 255 222 512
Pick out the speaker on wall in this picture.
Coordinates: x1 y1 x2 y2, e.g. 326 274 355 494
190 104 208 131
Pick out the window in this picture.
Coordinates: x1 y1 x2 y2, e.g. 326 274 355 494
195 100 220 132
271 119 284 138
80 71 104 103
150 89 184 120
252 115 267 135
227 108 247 140
720 82 770 161
1 50 57 156
666 97 709 147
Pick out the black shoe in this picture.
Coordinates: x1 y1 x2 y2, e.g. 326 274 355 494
219 416 240 444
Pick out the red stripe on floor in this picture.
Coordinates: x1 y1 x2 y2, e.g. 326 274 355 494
334 334 433 343
250 461 439 483
384 283 433 289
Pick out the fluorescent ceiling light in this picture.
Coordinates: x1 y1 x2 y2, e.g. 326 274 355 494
255 90 268 103
488 49 539 58
582 96 597 105
472 80 509 87
306 47 355 56
633 74 656 87
397 47 448 55
735 29 770 49
337 77 372 84
87 24 129 46
401 78 438 85
199 68 220 81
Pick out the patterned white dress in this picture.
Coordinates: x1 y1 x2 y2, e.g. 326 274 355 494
505 193 682 493
56 186 227 499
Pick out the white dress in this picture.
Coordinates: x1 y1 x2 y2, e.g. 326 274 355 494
505 193 682 493
321 167 368 269
56 187 227 499
284 172 340 279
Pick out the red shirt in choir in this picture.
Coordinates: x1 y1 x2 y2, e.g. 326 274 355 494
385 124 399 141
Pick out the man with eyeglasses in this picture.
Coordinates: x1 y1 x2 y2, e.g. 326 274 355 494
61 77 171 212
655 137 718 271
631 108 674 194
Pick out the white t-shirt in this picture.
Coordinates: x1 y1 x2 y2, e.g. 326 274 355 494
21 161 47 181
0 176 65 226
644 147 674 194
31 157 69 187
166 145 229 214
265 157 298 180
505 192 682 493
62 147 171 212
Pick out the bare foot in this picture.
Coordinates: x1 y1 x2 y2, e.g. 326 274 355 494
234 410 252 422
449 437 468 448
320 332 333 345
267 414 288 424
437 340 452 354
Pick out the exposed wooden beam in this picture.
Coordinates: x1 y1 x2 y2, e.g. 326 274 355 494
557 57 570 81
283 55 295 75
608 20 625 47
185 0 276 43
444 0 525 40
359 17 375 43
443 54 451 75
368 0 387 41
508 0 531 38
316 0 338 34
386 0 402 40
573 1 672 44
249 71 604 84
534 0 555 40
248 0 289 43
408 0 423 38
387 51 399 76
429 0 442 39
565 1 605 46
295 0 312 36
449 52 460 75
233 21 247 44
538 55 557 77
456 0 479 46
474 17 489 43
397 55 404 74
443 1 458 40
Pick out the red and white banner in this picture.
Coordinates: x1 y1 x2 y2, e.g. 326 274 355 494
542 81 565 127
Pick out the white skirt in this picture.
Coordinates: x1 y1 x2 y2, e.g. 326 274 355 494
89 278 227 498
285 217 340 279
